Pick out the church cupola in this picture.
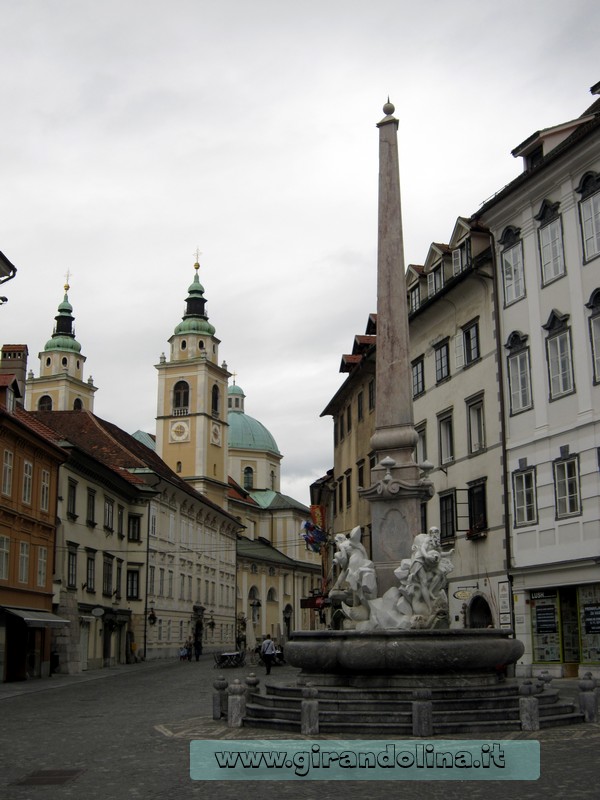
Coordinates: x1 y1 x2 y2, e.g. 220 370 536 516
44 282 82 355
173 260 216 338
25 278 97 412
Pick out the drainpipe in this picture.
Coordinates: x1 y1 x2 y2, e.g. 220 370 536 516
481 232 515 633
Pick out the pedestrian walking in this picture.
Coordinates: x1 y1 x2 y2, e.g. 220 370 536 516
260 634 276 675
186 637 193 662
193 639 202 661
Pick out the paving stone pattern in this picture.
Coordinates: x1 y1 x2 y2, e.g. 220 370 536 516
1 658 599 800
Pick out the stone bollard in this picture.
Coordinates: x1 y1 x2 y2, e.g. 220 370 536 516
578 672 598 723
519 682 540 731
301 684 319 736
227 679 247 728
213 676 228 720
245 672 260 697
412 688 433 737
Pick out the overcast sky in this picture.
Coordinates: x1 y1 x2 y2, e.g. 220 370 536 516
1 0 598 506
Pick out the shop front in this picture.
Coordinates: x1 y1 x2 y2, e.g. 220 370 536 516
528 584 600 677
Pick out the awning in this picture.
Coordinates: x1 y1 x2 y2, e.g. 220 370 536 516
3 607 70 628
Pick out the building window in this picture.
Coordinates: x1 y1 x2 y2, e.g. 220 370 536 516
2 450 13 496
102 557 113 596
19 541 30 583
86 488 96 526
115 561 122 599
467 395 485 454
179 573 185 600
86 553 96 592
434 340 450 383
345 472 352 507
37 546 48 587
439 492 455 543
499 227 525 305
415 424 427 465
0 535 9 580
38 395 53 411
148 565 155 595
346 405 352 433
554 456 581 518
427 265 444 297
412 357 424 398
168 569 174 598
40 469 50 512
117 505 124 537
67 548 77 589
438 412 454 465
357 461 365 489
468 480 488 535
536 201 565 285
368 379 375 411
149 506 157 537
337 479 344 512
456 321 480 369
158 568 165 597
543 310 574 400
587 289 600 384
357 391 364 421
66 479 77 518
506 332 533 414
21 461 33 505
211 384 220 416
577 171 600 261
104 497 114 532
127 569 140 600
128 515 141 542
409 285 421 312
513 468 537 527
243 466 254 490
173 380 189 415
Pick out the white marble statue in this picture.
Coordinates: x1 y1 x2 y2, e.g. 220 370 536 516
339 526 454 631
330 527 378 626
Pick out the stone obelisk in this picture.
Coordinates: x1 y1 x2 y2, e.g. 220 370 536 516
361 101 434 593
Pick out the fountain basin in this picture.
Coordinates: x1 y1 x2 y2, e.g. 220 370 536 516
286 629 524 685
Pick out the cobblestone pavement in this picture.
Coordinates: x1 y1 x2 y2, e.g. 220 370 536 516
1 657 599 800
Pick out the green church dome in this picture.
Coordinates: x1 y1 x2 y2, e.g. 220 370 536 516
44 335 82 353
227 384 280 454
174 317 216 335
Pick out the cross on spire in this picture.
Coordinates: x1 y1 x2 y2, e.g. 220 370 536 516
193 247 202 267
64 268 72 291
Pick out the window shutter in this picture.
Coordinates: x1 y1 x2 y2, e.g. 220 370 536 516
454 332 464 369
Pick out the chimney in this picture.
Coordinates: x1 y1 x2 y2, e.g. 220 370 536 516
0 344 28 403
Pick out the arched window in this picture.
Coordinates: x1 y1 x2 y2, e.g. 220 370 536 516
73 398 83 410
211 384 220 416
173 381 189 415
38 395 52 411
267 587 277 602
270 470 276 489
243 467 254 490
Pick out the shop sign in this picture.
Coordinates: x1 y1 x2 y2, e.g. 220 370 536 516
530 589 557 600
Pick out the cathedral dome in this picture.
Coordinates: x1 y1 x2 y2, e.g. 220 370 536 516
227 384 280 454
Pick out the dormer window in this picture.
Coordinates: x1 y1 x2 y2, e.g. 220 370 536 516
409 285 420 312
427 265 444 298
452 239 471 275
499 226 525 306
6 387 15 412
525 145 544 171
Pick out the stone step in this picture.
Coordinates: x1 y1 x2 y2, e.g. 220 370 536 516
539 711 585 729
245 703 301 721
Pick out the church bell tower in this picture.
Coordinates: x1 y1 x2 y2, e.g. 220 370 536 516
155 258 230 509
25 279 97 412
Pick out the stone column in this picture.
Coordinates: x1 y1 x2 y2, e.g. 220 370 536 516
360 102 433 592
